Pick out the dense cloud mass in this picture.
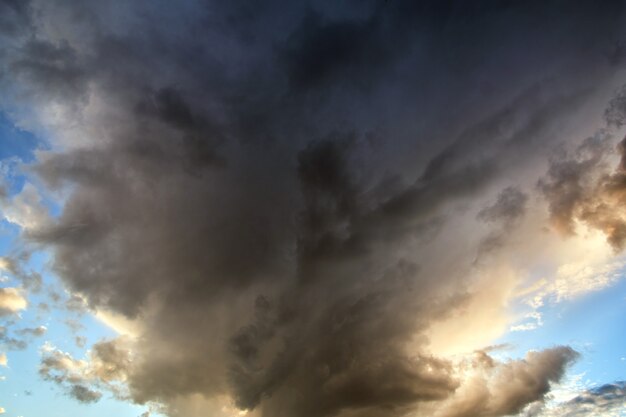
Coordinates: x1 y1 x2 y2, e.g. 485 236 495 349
2 0 626 416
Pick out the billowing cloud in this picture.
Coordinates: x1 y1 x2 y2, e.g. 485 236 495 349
0 1 625 416
432 347 580 417
539 82 626 253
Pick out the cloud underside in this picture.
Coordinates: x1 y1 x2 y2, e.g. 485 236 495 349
1 0 626 416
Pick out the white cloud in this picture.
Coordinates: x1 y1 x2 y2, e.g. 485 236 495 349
0 287 27 316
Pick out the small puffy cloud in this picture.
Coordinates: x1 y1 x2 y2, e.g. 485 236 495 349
17 326 47 337
0 407 5 414
0 287 27 316
0 353 6 367
69 384 102 404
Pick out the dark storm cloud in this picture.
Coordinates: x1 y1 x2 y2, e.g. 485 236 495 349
0 0 32 38
10 38 88 103
2 0 625 416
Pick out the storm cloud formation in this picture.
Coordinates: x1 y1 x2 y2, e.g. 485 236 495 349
2 0 626 416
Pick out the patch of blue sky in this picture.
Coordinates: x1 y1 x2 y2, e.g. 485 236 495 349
497 272 626 391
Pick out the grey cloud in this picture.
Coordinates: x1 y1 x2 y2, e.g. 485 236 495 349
0 0 32 50
1 0 624 416
69 384 102 404
16 325 46 337
436 346 579 417
477 187 528 225
0 255 42 292
0 326 27 350
9 38 88 104
605 86 626 127
476 186 528 257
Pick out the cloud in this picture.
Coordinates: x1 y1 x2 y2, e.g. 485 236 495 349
0 182 51 231
16 325 47 337
0 326 28 351
432 346 580 417
553 381 626 416
0 256 42 292
39 338 134 403
477 187 529 225
69 384 102 404
0 287 27 316
534 381 626 417
0 353 6 367
539 87 626 253
0 0 624 416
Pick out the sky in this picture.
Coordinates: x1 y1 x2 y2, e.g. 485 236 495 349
0 1 625 417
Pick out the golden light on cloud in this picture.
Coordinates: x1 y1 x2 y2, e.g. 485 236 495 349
426 266 517 357
95 309 143 338
0 288 27 316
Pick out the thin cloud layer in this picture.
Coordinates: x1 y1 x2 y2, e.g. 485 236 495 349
0 0 625 416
